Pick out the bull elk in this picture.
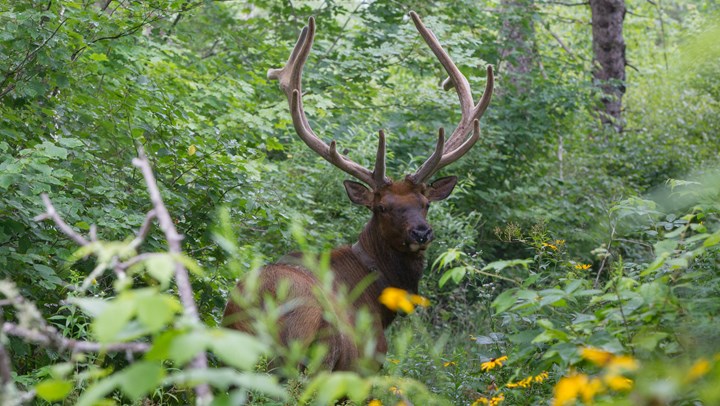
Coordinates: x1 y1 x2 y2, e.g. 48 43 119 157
223 11 493 371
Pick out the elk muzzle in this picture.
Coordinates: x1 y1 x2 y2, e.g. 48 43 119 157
408 224 434 251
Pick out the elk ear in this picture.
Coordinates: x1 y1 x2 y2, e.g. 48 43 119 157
426 176 457 201
344 180 373 207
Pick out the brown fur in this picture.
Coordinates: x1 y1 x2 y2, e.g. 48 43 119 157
223 177 457 371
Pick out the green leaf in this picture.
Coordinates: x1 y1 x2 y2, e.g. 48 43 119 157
117 361 165 400
632 331 668 352
703 230 720 247
146 329 182 361
35 379 73 401
481 258 533 272
165 369 285 399
92 295 136 342
40 142 68 159
145 254 175 286
68 297 109 318
209 329 269 370
307 372 369 405
438 266 466 287
136 293 181 332
75 374 122 406
492 289 517 314
33 263 63 286
169 330 209 366
89 53 109 62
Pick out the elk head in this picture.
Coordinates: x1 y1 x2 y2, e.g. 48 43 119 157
267 11 494 256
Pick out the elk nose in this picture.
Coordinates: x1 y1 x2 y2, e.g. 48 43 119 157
411 225 433 244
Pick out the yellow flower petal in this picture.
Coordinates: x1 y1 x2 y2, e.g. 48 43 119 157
409 294 430 307
604 374 633 391
581 347 614 367
481 356 508 371
687 358 711 381
606 355 639 372
379 287 416 314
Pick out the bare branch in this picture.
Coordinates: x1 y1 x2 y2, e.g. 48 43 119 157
131 147 211 401
34 194 89 246
2 322 149 353
543 25 577 59
0 318 13 386
116 252 163 272
127 209 156 251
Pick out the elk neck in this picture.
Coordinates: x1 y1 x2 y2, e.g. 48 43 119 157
355 214 426 295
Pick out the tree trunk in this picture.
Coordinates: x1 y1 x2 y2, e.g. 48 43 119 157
499 0 536 94
590 0 626 132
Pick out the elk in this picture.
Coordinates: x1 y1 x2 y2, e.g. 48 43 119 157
223 11 493 372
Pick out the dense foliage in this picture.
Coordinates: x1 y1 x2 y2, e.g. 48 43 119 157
1 0 719 404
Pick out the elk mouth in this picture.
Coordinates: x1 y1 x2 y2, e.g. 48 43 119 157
408 242 431 253
407 231 434 252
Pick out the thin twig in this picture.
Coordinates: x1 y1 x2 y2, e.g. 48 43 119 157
132 147 211 402
34 194 90 246
2 322 149 353
0 316 13 386
316 1 366 65
127 209 156 251
543 25 577 59
594 222 616 288
116 252 164 271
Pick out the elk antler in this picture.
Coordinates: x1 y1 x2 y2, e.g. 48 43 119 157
406 11 494 184
268 18 390 189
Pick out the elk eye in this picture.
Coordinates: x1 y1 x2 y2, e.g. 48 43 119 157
376 204 389 213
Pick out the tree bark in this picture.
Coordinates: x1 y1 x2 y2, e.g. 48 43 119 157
590 0 626 132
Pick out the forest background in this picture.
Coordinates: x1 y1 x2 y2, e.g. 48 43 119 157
1 0 719 405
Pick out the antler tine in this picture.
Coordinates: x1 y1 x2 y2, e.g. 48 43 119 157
373 130 390 186
269 18 382 188
407 128 445 184
408 11 494 183
447 65 493 151
409 12 473 119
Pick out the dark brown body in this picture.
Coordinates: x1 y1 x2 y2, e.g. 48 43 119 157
223 181 443 371
224 11 493 372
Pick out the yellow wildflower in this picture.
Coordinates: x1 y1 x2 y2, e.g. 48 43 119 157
506 376 532 388
534 371 549 383
606 355 639 373
389 386 402 396
687 358 711 381
580 347 614 367
410 294 430 307
574 263 592 270
379 287 429 314
387 358 400 365
472 393 504 406
481 356 508 372
542 242 558 251
553 373 604 406
443 361 457 367
507 371 547 389
555 239 566 245
604 374 633 391
368 400 382 406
